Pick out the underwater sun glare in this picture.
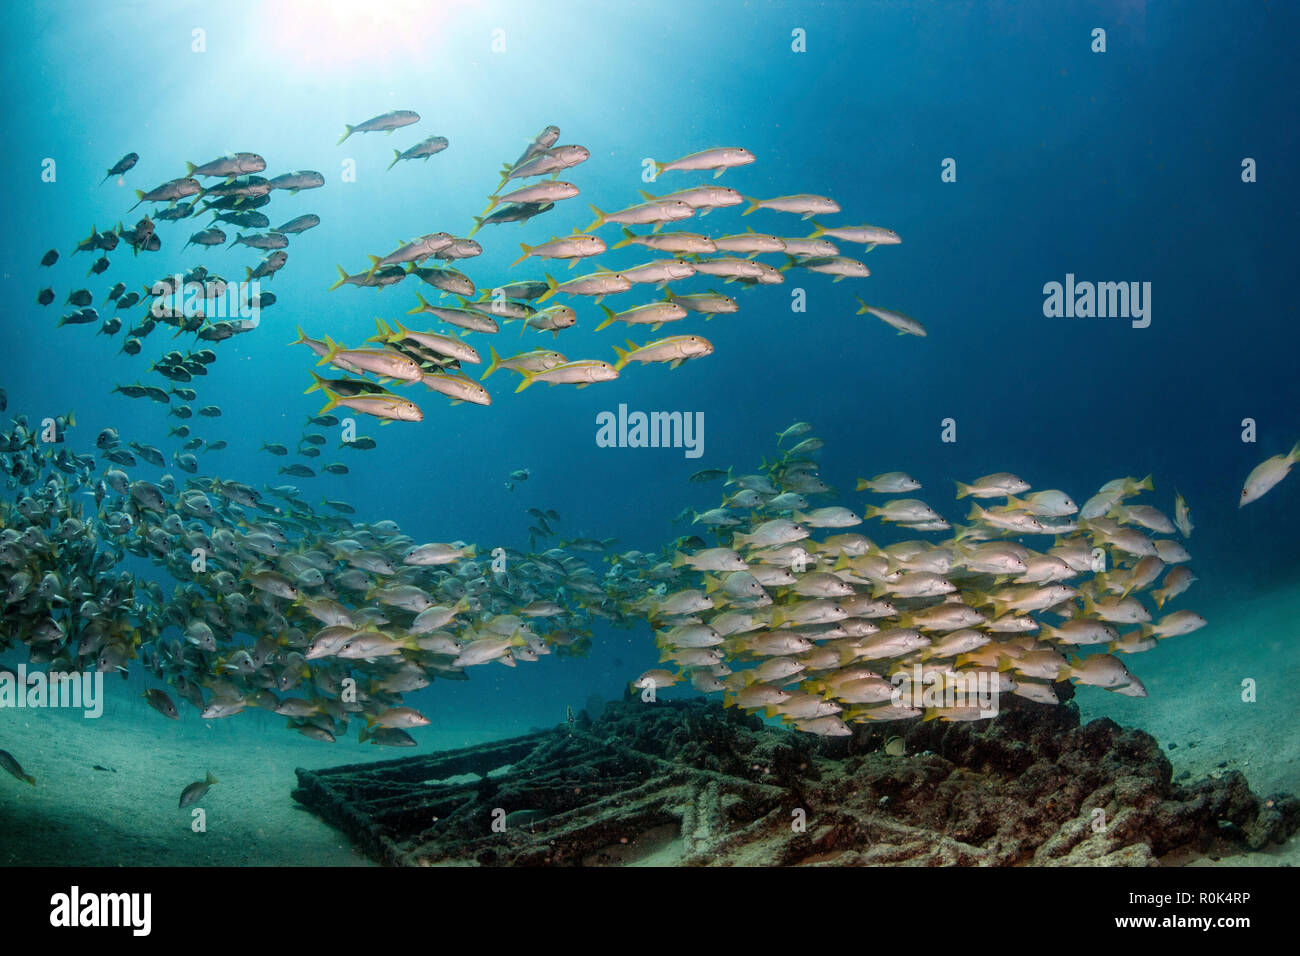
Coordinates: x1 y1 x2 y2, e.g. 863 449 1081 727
263 0 476 67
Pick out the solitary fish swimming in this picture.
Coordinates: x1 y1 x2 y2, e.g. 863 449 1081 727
1240 442 1300 507
0 749 35 786
339 110 420 144
178 771 218 808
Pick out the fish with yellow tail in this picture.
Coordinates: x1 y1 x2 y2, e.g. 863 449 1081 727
510 233 604 268
536 271 631 304
595 301 688 332
369 318 481 365
178 771 217 808
1239 441 1300 507
585 199 693 233
855 297 926 336
316 336 423 382
741 194 841 219
807 221 902 246
611 335 713 372
514 359 619 392
482 346 567 381
421 371 491 407
650 147 755 179
319 388 424 423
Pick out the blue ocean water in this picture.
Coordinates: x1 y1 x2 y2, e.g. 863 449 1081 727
2 0 1297 747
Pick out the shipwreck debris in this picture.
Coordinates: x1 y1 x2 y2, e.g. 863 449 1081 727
293 697 1300 866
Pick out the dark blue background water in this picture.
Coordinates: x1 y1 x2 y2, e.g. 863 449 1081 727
2 0 1296 734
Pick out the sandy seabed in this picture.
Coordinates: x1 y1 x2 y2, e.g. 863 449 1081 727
2 580 1298 867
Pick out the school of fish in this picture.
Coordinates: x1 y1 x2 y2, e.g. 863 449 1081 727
2 109 1293 796
610 423 1208 735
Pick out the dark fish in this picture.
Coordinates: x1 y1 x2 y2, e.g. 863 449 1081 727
388 135 449 170
212 210 270 229
186 153 266 178
178 771 217 808
142 688 179 719
104 282 126 302
339 110 419 143
267 170 324 193
471 201 554 234
154 201 198 221
359 727 416 747
116 291 141 309
493 279 550 301
230 231 288 250
88 256 110 276
129 442 164 466
57 308 98 327
279 464 315 477
0 749 36 786
126 317 155 338
247 251 288 282
40 249 59 267
329 263 405 290
296 725 336 743
203 193 270 212
407 264 475 297
690 468 728 483
66 289 93 306
307 373 387 397
131 177 201 211
202 175 270 200
102 152 139 184
185 228 226 250
275 214 320 234
37 288 54 306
